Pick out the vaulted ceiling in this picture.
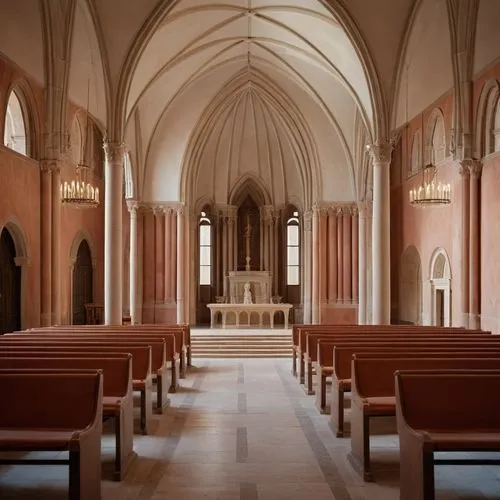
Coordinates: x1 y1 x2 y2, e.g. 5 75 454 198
2 0 500 208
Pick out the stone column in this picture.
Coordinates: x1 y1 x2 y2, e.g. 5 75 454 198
336 208 344 302
40 163 52 326
176 207 185 323
328 208 337 303
51 163 61 325
103 142 126 325
222 211 228 297
319 209 328 303
164 208 172 302
343 207 352 303
170 215 177 303
357 202 368 324
368 143 393 325
273 211 280 296
303 211 312 323
352 207 359 304
154 207 164 305
228 212 235 272
460 162 470 327
259 214 264 271
311 207 320 323
469 160 482 329
128 201 138 324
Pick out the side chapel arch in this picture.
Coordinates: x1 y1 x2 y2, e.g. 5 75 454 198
399 245 422 324
429 247 452 327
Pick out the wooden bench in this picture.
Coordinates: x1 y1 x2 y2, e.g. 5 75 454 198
0 355 134 481
0 342 153 435
295 325 481 384
327 344 500 436
306 331 491 396
395 369 500 500
0 369 103 500
12 331 176 408
348 356 500 481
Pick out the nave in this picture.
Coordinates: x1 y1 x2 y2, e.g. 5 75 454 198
1 358 499 500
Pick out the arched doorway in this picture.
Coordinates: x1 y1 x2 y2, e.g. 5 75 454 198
399 246 422 325
72 240 93 325
429 248 452 326
0 229 21 333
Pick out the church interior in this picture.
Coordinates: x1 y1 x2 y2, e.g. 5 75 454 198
1 0 500 499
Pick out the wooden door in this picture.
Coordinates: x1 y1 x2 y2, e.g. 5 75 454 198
0 229 21 334
72 240 93 325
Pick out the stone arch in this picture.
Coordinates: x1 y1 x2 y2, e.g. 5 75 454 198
424 108 446 165
229 175 271 208
69 230 96 323
429 247 452 326
0 218 30 330
399 245 422 325
474 78 500 157
410 129 422 176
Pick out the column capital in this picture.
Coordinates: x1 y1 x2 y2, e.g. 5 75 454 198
40 158 61 173
126 199 139 214
177 205 186 216
163 206 174 216
459 158 483 178
152 205 164 217
366 142 393 164
103 142 127 164
357 199 373 217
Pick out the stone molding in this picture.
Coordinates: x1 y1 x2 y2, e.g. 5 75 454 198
103 142 127 164
366 142 393 164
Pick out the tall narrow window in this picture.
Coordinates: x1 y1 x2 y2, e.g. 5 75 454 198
124 153 134 199
4 91 27 156
199 212 211 285
287 211 300 285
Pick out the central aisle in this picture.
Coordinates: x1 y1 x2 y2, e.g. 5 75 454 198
104 358 399 500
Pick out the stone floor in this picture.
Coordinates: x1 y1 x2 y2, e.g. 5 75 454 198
1 358 500 499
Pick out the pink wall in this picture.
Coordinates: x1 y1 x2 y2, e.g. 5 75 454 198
0 54 105 328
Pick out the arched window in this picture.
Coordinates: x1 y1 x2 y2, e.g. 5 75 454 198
425 109 446 165
124 152 134 199
287 211 300 285
199 211 212 286
4 90 27 156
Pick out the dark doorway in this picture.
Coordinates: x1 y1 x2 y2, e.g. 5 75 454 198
436 289 445 327
73 240 93 325
0 229 21 334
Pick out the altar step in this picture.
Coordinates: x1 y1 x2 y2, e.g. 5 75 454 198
191 334 292 358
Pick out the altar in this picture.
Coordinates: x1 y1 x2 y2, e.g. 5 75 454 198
207 303 293 329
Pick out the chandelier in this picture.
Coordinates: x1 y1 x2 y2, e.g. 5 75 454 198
60 165 99 208
409 163 451 206
60 79 99 209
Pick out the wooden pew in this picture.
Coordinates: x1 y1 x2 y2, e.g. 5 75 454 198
0 369 103 500
395 369 500 500
305 331 491 395
313 334 497 411
0 355 134 481
0 342 153 435
328 345 500 436
11 331 176 407
348 356 500 481
37 323 191 375
295 325 481 384
291 324 473 378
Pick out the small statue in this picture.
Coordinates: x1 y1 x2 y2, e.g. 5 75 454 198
243 282 253 304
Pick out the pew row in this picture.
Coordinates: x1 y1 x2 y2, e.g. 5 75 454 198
0 370 103 500
0 355 135 480
395 369 500 500
0 342 153 435
348 356 500 481
9 331 177 406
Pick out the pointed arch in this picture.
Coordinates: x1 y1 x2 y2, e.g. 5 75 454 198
229 174 272 207
474 78 500 158
424 108 446 165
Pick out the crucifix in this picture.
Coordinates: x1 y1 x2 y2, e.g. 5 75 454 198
244 214 252 271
